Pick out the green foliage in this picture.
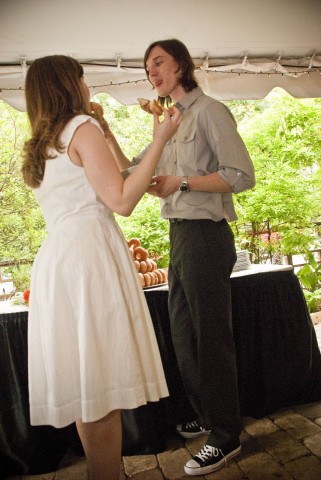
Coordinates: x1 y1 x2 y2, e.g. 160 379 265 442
10 263 32 291
227 89 321 263
297 253 321 313
0 102 46 263
116 195 170 268
1 89 321 295
302 289 321 314
94 93 153 158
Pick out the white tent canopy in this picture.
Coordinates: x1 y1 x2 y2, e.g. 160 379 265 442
1 0 321 111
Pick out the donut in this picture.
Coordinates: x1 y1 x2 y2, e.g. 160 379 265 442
159 270 166 283
149 271 157 286
134 260 140 272
139 260 147 274
128 238 141 259
149 259 157 271
138 272 145 287
145 259 153 272
137 98 163 116
158 268 168 283
154 269 163 283
143 272 151 287
153 271 159 284
150 100 164 116
134 247 148 261
128 238 141 249
153 269 159 281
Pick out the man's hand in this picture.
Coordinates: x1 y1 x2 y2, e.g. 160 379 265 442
147 175 180 198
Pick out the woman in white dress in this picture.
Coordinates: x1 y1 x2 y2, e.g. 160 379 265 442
21 55 181 480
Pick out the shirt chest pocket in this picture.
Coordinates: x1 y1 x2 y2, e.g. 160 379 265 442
176 121 197 169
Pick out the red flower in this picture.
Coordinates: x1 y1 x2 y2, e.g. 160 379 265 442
23 289 30 304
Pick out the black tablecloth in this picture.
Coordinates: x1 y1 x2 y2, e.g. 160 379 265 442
1 267 321 476
231 270 321 416
0 313 75 478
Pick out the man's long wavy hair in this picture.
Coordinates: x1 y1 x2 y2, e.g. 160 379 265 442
21 55 93 188
143 38 198 106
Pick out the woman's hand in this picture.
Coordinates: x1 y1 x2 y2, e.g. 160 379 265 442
90 101 104 116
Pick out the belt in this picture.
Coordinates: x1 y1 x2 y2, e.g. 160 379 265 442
168 218 187 223
169 218 225 224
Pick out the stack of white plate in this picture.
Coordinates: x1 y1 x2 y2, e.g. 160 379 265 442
233 250 251 272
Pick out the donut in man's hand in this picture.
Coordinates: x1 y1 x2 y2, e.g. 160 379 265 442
137 98 163 116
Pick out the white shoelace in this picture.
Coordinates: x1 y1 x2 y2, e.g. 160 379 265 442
196 445 224 462
185 420 209 432
186 420 200 429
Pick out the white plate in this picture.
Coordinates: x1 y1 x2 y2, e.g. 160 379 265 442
143 283 168 290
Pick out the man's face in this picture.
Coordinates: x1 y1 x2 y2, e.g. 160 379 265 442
145 46 184 101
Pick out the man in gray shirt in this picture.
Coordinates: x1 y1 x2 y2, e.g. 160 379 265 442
140 38 255 476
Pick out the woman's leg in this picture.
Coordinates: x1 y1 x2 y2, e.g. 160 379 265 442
76 409 122 480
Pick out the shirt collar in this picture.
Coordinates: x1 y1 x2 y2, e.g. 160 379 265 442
175 86 204 112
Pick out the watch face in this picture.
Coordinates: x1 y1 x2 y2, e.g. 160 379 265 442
180 177 189 192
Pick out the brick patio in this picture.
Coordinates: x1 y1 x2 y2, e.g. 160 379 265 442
4 399 321 480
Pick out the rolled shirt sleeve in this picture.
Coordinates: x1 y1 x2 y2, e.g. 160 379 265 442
218 167 255 193
198 100 255 193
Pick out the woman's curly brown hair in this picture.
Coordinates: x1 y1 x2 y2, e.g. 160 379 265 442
21 55 95 188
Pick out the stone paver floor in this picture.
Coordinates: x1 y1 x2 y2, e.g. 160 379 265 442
5 400 321 480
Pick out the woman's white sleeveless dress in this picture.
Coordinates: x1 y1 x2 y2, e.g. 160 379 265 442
28 115 168 428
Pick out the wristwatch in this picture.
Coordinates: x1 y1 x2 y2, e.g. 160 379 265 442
179 176 190 192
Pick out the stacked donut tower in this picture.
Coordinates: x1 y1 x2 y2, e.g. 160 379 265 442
127 238 168 288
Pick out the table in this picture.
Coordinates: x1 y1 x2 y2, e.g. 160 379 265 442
230 265 321 416
1 265 321 476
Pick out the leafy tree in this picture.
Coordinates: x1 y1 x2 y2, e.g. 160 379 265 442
0 95 170 280
0 102 46 264
96 94 153 158
1 89 321 296
297 252 321 313
116 194 170 268
227 89 321 263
